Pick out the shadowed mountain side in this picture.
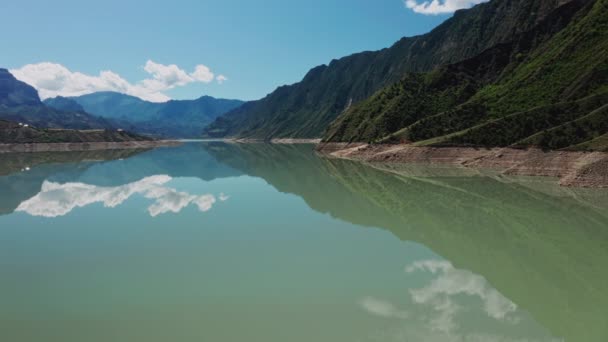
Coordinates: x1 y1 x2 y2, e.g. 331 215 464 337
207 142 608 342
324 0 597 144
202 0 589 140
0 69 112 130
60 92 244 138
0 149 147 215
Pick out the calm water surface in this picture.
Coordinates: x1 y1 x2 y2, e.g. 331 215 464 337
1 143 607 341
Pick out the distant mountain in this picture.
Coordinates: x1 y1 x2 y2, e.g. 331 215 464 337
65 92 244 138
0 68 111 130
202 0 583 140
325 0 608 151
43 96 85 113
0 68 40 107
67 92 157 121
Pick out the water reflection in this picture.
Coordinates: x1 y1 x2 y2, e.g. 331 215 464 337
16 176 227 218
358 260 558 341
207 143 608 341
406 260 518 332
0 149 149 215
360 297 409 320
1 143 607 341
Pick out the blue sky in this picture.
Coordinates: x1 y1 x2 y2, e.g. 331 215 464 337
0 0 485 102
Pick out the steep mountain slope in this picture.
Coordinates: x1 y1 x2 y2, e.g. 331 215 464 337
43 96 86 112
202 0 581 139
68 92 244 138
0 69 111 130
325 0 607 151
0 69 40 107
325 0 597 143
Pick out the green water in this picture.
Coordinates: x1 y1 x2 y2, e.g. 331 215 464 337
0 143 607 342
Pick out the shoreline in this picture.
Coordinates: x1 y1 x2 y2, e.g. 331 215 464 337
224 138 322 144
316 143 608 188
0 140 181 154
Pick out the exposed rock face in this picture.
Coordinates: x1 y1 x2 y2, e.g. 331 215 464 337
317 143 608 188
0 68 41 107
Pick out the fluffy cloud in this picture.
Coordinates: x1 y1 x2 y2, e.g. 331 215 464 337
10 61 228 103
144 60 198 88
405 0 488 15
191 65 216 83
216 75 228 84
16 176 227 218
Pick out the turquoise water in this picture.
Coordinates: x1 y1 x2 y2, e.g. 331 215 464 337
1 143 607 341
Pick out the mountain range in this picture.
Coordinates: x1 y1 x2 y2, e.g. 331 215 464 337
1 68 112 130
326 0 608 151
45 92 244 138
0 70 149 144
2 66 244 140
202 0 608 151
4 0 607 150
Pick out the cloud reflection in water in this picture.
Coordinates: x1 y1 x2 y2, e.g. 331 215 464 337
16 175 227 218
359 259 561 341
405 259 518 333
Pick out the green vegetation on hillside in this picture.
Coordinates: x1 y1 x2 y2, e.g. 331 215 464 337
203 0 574 139
324 0 608 151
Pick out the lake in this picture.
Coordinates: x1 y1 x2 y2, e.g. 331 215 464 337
1 142 607 342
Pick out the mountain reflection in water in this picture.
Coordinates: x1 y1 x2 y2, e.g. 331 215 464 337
0 142 606 342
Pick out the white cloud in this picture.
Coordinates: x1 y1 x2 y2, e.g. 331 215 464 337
144 60 198 88
10 60 226 103
191 65 216 83
15 176 228 218
216 75 228 84
404 0 488 15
